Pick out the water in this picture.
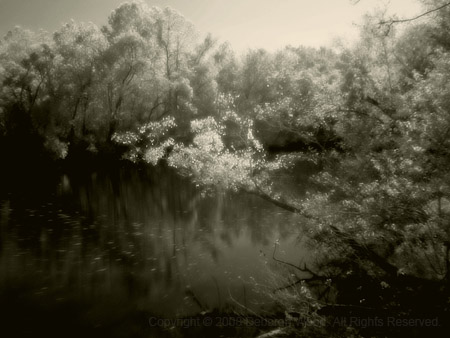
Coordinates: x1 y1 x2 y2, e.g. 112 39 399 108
0 164 307 337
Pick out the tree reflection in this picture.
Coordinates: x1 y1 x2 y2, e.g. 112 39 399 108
0 165 306 317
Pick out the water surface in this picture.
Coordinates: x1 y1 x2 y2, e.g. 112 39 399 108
0 164 307 336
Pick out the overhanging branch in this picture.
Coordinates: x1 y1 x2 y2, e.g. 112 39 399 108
379 2 450 25
246 187 400 277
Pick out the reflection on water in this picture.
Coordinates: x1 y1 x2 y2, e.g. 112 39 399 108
0 164 306 336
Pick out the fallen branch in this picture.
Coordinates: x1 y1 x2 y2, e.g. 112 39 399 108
247 187 401 278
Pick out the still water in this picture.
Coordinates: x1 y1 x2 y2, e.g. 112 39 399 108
0 164 306 336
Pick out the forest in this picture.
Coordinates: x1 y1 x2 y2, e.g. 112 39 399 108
1 0 450 337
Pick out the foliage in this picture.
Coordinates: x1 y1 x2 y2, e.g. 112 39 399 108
2 1 450 336
0 1 212 159
112 116 176 163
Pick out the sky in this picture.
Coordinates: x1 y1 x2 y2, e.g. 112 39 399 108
0 0 423 52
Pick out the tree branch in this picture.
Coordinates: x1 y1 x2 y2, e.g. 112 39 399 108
379 2 450 26
247 189 306 215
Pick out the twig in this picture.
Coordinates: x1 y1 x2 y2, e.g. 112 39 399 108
273 279 303 293
273 276 327 293
272 243 318 277
212 276 222 309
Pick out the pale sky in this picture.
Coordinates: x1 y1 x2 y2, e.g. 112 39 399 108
0 0 423 51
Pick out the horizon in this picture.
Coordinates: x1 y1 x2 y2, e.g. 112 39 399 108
0 0 423 52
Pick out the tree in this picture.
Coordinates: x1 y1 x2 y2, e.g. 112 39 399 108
0 27 60 158
145 5 450 334
106 2 203 138
53 21 108 154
